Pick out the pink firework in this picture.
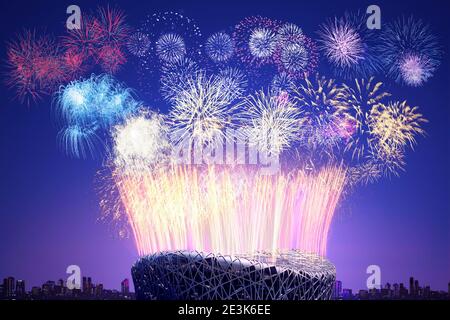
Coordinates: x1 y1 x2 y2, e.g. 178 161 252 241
399 53 434 87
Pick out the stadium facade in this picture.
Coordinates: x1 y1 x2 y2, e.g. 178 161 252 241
132 250 336 300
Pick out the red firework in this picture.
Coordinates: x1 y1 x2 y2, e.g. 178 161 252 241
61 6 130 74
96 44 127 74
61 15 101 58
5 30 66 104
94 6 130 45
62 49 91 79
94 7 130 73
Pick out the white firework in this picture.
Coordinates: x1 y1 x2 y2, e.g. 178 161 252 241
277 23 305 45
240 90 301 156
205 32 234 63
318 19 364 68
113 112 171 172
155 33 186 63
280 42 309 74
217 67 248 100
169 72 238 146
160 57 199 101
248 27 279 58
127 32 151 57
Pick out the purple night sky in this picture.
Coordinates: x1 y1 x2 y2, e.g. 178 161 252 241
0 0 449 292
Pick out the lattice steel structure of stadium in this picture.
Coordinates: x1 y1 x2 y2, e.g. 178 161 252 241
132 250 336 300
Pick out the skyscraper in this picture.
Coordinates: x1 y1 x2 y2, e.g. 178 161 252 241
333 280 342 299
82 277 88 294
121 278 130 296
95 283 104 297
414 280 419 297
4 277 15 298
15 280 25 297
409 277 414 296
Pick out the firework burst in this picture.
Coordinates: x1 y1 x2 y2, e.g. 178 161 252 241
155 33 187 63
273 23 318 78
378 16 441 86
58 123 104 159
169 72 239 146
205 32 235 63
113 111 172 173
160 57 199 101
5 30 67 104
126 32 151 57
216 67 248 100
317 12 381 78
136 11 202 98
56 74 139 157
368 101 427 154
233 16 281 66
342 77 391 160
240 90 301 155
292 74 351 154
62 6 130 74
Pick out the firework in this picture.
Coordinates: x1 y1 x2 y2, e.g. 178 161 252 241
347 160 382 186
56 74 139 157
277 23 305 45
249 27 278 59
105 165 346 256
138 11 202 67
272 23 318 78
136 11 202 98
62 6 130 74
342 77 391 160
169 72 239 146
5 30 66 104
367 101 427 155
205 32 234 63
270 72 295 96
378 16 441 86
240 90 301 156
317 13 381 78
58 124 104 159
160 57 199 101
292 74 351 154
95 6 130 45
113 112 172 173
216 67 248 100
155 33 187 63
61 14 101 58
127 32 151 57
233 16 281 66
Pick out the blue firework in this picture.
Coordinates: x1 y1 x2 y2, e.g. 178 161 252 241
205 32 234 63
378 16 441 86
56 74 140 158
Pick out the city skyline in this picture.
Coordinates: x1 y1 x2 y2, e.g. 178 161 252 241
1 274 448 300
1 275 134 300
